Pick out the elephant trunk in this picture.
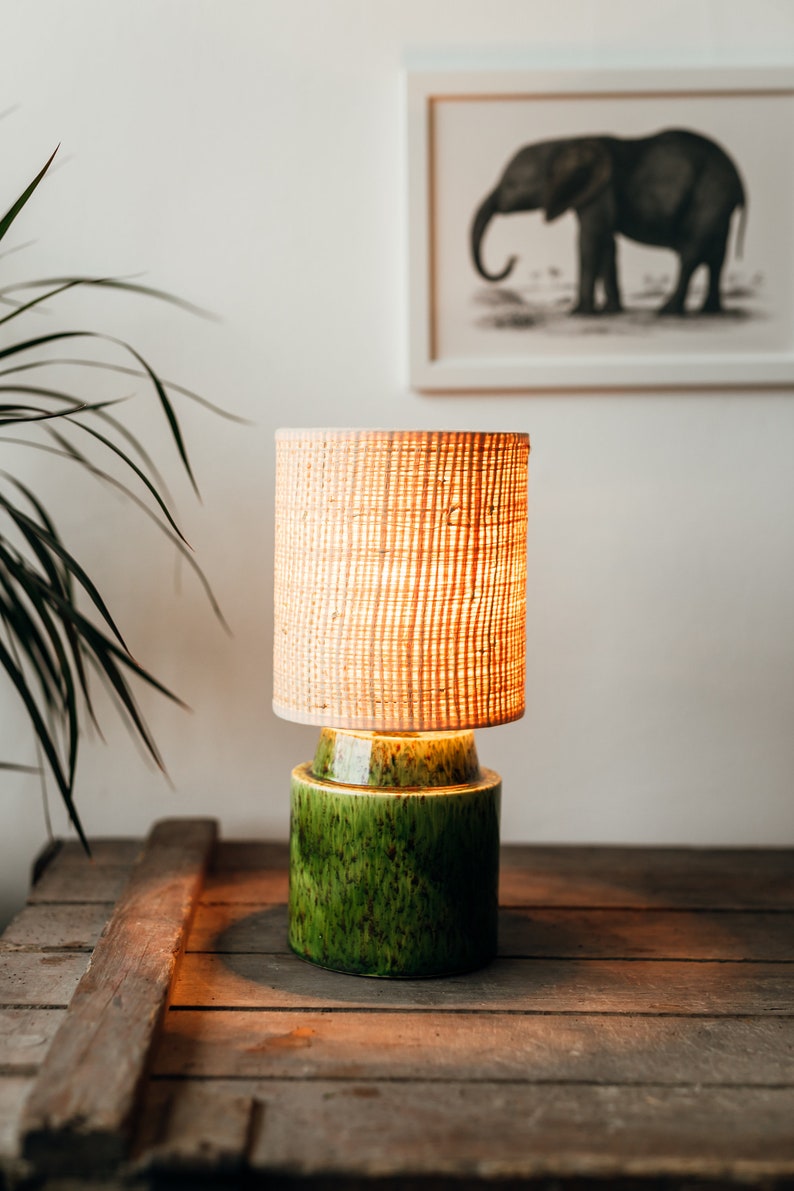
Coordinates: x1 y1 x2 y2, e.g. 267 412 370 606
470 189 517 282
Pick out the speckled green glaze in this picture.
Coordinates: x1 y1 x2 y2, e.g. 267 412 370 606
311 728 481 788
288 763 501 978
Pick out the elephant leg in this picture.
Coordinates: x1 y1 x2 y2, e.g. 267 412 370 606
700 224 731 314
659 249 700 316
599 234 622 313
570 221 599 315
572 221 617 315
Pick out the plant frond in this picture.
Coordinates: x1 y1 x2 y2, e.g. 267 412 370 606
57 412 190 545
0 147 58 247
0 632 87 850
0 486 130 648
0 357 251 424
0 330 198 494
0 401 87 425
0 146 231 848
1 435 229 631
0 276 218 321
0 277 92 329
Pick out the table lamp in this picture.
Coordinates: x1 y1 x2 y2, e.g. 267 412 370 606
273 429 529 978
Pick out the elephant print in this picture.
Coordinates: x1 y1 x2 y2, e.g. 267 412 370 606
470 128 746 317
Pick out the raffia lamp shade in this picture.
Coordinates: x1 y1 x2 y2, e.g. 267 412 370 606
273 429 529 732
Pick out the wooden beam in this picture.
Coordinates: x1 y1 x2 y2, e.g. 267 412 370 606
20 818 216 1177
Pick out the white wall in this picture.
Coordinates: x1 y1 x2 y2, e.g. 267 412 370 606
1 0 793 924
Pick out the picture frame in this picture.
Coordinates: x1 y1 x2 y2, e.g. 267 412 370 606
407 67 794 391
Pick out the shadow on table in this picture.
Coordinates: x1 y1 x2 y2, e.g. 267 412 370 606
209 906 598 1007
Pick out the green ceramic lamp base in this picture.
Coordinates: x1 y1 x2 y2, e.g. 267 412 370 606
288 729 501 978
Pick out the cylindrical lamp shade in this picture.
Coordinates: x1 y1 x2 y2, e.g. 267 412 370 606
273 429 529 732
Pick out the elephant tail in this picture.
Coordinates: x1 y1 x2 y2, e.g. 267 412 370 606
470 189 517 282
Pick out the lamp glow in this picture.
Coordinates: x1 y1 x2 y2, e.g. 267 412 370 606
273 429 529 977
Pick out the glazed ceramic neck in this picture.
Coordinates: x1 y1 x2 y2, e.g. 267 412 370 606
311 727 481 789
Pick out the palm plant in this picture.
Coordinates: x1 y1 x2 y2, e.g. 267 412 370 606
0 147 227 851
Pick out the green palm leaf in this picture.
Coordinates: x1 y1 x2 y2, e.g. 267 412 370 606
0 356 250 424
0 145 229 849
0 147 58 246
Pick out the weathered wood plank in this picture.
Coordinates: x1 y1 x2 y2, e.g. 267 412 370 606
47 839 144 867
185 901 794 962
0 1009 66 1071
212 841 289 872
171 953 794 1015
213 841 794 895
0 954 88 1008
200 869 288 905
199 840 289 904
131 1080 257 1177
252 1080 794 1181
499 844 794 909
20 818 217 1177
7 836 794 1187
0 1076 34 1162
26 837 141 907
186 902 287 952
498 906 794 960
27 866 131 906
206 841 794 909
136 1078 794 1182
0 903 114 952
152 1008 794 1086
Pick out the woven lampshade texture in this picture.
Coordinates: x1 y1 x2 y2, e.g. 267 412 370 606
273 429 529 732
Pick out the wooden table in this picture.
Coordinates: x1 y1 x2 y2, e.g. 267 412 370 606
1 819 792 1188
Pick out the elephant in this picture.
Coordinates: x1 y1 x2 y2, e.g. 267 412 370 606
470 128 746 316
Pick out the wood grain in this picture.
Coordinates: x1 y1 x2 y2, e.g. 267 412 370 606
186 902 288 952
5 832 794 1188
499 844 794 909
211 841 289 872
48 839 144 867
251 1080 794 1180
170 952 794 1015
0 1076 34 1162
20 818 217 1176
137 1077 794 1182
131 1081 257 1176
27 865 132 906
0 903 114 952
152 1008 794 1086
0 1009 66 1072
497 906 794 960
205 840 794 909
0 953 88 1007
186 900 794 961
200 868 289 905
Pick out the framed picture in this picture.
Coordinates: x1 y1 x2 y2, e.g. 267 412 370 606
407 67 794 391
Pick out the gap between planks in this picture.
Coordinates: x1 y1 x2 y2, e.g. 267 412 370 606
167 1006 794 1020
147 1074 794 1089
183 950 794 964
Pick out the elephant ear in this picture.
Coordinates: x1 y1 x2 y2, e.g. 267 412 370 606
543 140 612 222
